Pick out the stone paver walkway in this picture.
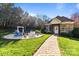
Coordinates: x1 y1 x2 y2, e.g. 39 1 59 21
34 35 61 56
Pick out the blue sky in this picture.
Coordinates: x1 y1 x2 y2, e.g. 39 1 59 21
15 3 79 18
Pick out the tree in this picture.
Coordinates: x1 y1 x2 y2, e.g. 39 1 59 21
0 3 49 31
71 12 79 28
36 14 50 23
9 7 23 28
0 3 24 28
36 14 50 30
0 3 15 28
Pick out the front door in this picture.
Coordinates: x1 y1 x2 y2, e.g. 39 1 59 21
54 26 59 34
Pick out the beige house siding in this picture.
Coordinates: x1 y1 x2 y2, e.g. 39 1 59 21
60 23 74 33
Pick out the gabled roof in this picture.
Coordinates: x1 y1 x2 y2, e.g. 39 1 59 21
56 16 73 22
49 16 73 23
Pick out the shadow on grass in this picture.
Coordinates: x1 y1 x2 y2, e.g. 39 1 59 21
58 35 79 41
68 37 79 41
0 30 20 48
0 39 20 48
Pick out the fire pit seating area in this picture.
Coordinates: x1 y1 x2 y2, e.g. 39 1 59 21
3 26 43 39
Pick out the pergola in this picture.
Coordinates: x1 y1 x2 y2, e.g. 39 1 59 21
17 26 24 35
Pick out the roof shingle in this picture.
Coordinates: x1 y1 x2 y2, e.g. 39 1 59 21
56 16 73 22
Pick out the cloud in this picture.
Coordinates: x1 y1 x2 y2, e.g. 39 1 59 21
76 4 79 9
56 3 64 10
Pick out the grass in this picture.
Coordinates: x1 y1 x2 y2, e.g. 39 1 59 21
0 30 51 56
58 36 79 56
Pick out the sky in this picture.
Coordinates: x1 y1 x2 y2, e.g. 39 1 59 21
15 3 79 18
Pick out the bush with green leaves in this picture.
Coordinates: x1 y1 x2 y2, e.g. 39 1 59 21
71 28 79 38
60 32 71 37
35 30 41 34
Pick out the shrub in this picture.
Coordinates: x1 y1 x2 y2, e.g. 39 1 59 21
60 32 71 37
41 28 46 33
60 31 73 37
71 28 79 38
35 30 41 34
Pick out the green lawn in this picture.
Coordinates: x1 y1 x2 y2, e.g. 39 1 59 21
58 36 79 56
0 30 51 56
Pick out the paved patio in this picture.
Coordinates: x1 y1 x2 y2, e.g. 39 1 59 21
34 35 61 56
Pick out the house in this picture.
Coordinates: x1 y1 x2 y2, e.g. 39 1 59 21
45 16 74 35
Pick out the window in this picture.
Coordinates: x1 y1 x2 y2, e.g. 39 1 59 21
60 25 66 32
